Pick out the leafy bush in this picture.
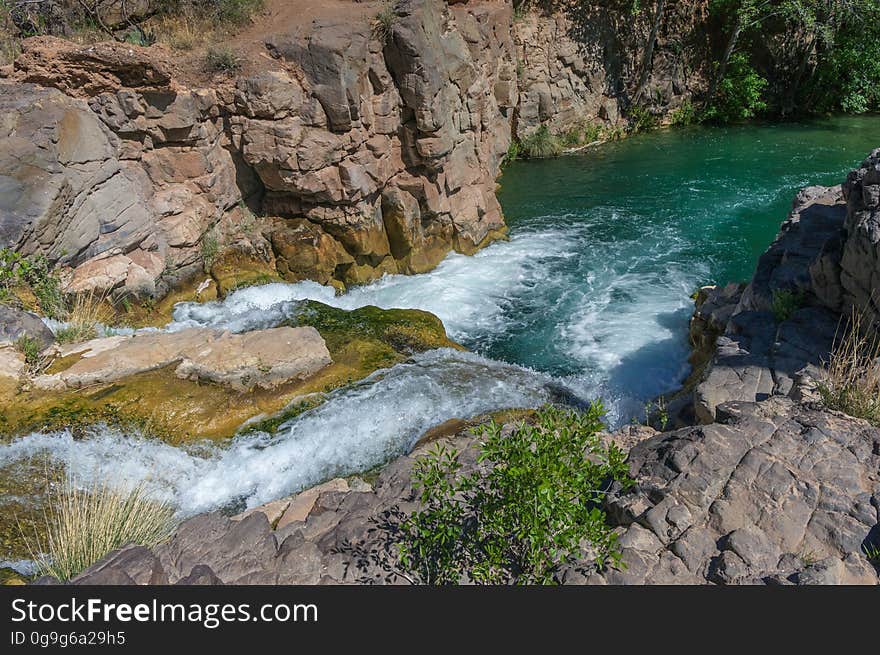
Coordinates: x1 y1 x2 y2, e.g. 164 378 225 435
817 310 880 426
210 0 264 26
669 100 699 126
0 248 64 319
398 403 632 584
200 230 221 270
504 139 521 164
519 125 563 158
627 104 657 133
14 334 42 371
204 46 240 72
157 0 264 27
704 53 767 123
559 120 603 148
23 480 176 581
770 288 804 322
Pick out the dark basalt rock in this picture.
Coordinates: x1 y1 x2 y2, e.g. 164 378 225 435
0 305 55 349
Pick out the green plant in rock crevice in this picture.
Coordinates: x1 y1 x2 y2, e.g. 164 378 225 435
14 334 43 372
200 230 221 271
770 288 805 323
372 2 396 44
0 248 65 319
398 403 632 585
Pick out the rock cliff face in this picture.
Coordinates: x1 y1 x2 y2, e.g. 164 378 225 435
513 0 710 135
0 0 709 299
689 150 880 423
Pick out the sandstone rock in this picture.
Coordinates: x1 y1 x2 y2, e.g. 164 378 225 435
232 498 291 526
276 478 350 530
13 36 173 97
270 218 354 286
34 326 332 391
72 545 167 585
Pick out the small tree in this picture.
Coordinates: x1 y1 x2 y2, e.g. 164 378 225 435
399 403 632 585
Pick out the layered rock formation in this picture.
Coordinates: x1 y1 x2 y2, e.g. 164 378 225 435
0 0 709 299
513 0 710 135
688 149 880 423
61 396 879 585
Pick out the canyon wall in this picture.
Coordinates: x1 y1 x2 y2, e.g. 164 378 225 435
0 0 710 299
686 149 880 423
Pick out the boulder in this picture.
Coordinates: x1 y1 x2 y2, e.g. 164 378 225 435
34 326 332 391
0 305 55 349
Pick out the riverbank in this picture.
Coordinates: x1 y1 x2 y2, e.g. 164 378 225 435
50 149 880 585
1 0 879 584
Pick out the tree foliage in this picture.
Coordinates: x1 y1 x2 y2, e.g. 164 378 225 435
709 0 880 117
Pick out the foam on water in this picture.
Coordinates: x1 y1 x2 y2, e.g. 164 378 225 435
0 350 555 514
12 118 878 522
163 220 703 424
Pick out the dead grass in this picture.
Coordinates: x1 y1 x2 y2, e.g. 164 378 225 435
54 290 112 345
20 479 176 582
149 12 212 51
817 308 880 425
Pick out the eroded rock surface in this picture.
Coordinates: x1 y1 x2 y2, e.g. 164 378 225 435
34 326 331 391
0 306 55 350
65 397 879 585
1 0 709 298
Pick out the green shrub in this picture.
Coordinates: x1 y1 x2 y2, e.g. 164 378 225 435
24 480 176 581
705 53 767 123
158 0 264 27
669 100 699 126
204 46 240 72
504 139 521 164
558 121 603 148
519 125 563 159
201 231 220 271
627 104 657 133
14 334 42 371
0 248 64 319
398 403 632 584
770 288 804 323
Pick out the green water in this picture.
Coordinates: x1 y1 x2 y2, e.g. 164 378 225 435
2 117 879 547
306 116 880 423
499 116 880 286
475 116 880 418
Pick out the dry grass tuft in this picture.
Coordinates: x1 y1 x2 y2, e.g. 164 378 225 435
55 290 112 345
817 308 880 425
21 479 176 582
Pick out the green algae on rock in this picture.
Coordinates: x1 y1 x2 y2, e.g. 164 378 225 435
0 302 459 443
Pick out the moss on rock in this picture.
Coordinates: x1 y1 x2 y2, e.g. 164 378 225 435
0 301 460 443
